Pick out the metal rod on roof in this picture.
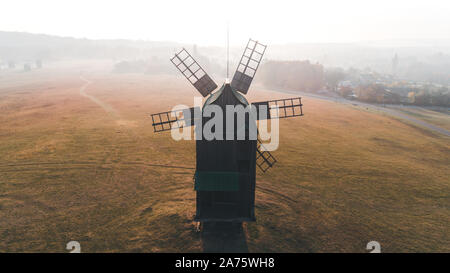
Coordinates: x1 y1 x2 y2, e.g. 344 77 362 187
227 22 229 82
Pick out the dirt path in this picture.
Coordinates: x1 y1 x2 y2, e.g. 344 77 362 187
79 76 120 118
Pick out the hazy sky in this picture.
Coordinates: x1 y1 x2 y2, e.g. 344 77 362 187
2 0 449 45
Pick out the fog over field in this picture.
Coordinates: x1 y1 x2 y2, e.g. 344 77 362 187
2 30 450 74
2 30 449 106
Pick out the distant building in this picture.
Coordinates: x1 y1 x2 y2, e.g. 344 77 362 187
392 53 399 76
383 89 402 104
339 80 354 88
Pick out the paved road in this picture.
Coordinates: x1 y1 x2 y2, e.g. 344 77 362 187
268 88 450 137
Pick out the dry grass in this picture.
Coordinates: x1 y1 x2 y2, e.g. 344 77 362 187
0 68 449 252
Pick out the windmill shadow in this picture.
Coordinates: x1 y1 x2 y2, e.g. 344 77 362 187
201 222 249 253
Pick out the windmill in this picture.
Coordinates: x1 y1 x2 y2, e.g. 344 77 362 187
150 39 303 223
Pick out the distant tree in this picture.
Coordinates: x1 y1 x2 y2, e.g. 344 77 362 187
259 60 324 93
407 92 416 103
406 89 449 107
414 91 431 105
432 91 450 107
324 68 346 92
355 84 386 103
338 86 354 98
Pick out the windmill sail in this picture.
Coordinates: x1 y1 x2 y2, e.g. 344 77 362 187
151 106 200 132
256 137 277 172
171 48 218 97
252 97 303 120
231 39 266 94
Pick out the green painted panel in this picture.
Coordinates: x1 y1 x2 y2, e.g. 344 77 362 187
194 171 240 191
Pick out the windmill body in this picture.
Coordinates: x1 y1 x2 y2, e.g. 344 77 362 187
151 39 303 223
195 83 257 222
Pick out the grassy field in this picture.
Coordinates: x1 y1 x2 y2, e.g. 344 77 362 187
0 66 449 252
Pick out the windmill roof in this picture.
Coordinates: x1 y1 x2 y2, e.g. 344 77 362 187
204 83 249 107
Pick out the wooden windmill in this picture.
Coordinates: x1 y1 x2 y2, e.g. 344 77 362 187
151 39 303 223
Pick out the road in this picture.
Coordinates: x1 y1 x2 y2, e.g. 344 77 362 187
268 88 450 137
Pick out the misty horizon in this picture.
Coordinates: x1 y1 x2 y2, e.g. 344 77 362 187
2 30 450 48
2 0 450 45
